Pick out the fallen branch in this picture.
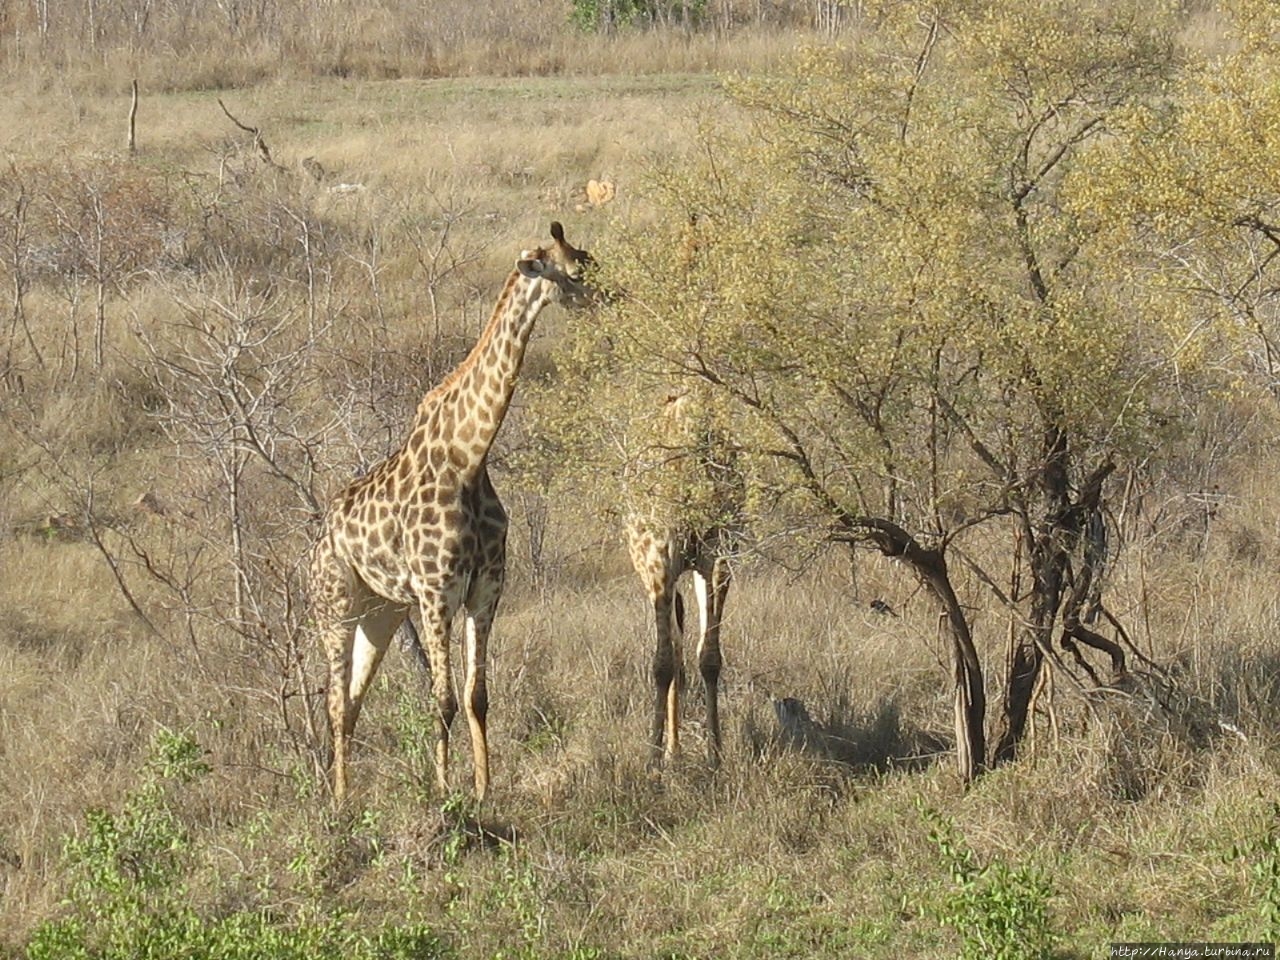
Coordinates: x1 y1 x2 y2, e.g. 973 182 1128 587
217 97 286 172
127 79 138 154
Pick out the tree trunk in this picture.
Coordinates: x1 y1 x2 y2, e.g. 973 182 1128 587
991 423 1117 765
838 516 986 784
991 421 1068 763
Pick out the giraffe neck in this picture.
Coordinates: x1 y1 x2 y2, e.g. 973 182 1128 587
409 270 549 477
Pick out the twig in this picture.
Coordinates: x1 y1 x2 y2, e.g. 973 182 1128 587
81 488 161 637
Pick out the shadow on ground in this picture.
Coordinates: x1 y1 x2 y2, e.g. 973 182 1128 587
745 694 951 774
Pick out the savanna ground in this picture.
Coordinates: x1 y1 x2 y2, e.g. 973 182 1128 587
3 2 1280 957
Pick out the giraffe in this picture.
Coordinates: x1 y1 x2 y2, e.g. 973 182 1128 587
625 391 743 768
310 222 594 804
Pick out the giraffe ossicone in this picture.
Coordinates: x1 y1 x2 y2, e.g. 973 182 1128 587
310 221 595 804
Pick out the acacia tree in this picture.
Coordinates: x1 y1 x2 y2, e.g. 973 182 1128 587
1087 1 1280 398
550 0 1195 779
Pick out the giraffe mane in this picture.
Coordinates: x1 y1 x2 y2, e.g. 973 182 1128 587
416 265 528 413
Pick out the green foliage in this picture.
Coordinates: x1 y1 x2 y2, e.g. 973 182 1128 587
481 855 546 960
438 792 482 878
27 728 203 957
922 806 1057 960
390 677 438 797
25 910 454 960
59 729 204 903
1228 801 1280 942
147 726 213 783
1080 2 1280 404
549 0 1188 544
24 729 455 960
569 0 707 33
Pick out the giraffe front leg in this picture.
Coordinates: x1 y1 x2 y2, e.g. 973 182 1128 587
420 600 457 796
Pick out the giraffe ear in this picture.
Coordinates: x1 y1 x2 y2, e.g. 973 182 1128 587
550 221 566 243
517 258 546 279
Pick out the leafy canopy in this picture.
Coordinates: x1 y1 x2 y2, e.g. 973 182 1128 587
546 0 1196 545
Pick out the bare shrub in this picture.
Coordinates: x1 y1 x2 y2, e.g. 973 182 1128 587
40 157 176 371
0 158 176 380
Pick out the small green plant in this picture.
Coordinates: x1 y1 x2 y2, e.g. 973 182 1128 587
391 678 438 795
358 922 455 960
1228 800 1280 941
147 726 212 782
922 804 1057 960
285 830 326 898
60 729 204 901
487 853 547 960
439 791 481 873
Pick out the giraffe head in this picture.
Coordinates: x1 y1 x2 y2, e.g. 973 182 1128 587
517 221 595 309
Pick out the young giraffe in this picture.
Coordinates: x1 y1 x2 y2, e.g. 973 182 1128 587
310 222 594 804
625 392 742 768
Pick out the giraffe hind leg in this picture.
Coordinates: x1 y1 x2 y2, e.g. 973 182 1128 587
313 548 357 803
322 584 407 803
346 598 410 733
322 621 353 802
649 584 682 764
694 562 730 768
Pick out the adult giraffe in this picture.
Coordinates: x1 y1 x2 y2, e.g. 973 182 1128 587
311 222 594 803
625 391 743 768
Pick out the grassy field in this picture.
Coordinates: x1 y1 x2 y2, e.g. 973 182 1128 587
2 14 1280 959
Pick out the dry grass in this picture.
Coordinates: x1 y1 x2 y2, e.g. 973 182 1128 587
2 18 1280 958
